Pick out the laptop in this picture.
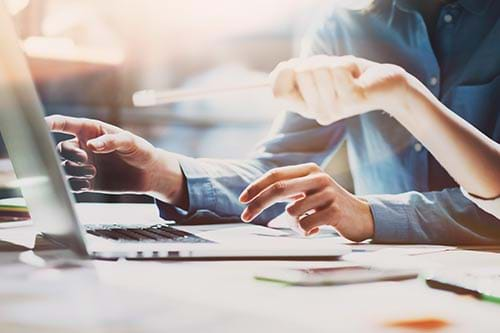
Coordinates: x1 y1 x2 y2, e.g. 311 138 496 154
0 5 349 260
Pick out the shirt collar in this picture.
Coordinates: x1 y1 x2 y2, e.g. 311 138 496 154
458 0 494 15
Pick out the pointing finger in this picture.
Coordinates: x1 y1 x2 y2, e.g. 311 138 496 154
241 173 328 222
45 115 87 135
240 163 320 203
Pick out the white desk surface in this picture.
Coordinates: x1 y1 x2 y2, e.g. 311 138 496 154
0 203 499 333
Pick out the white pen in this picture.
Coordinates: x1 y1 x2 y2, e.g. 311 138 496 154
132 80 270 107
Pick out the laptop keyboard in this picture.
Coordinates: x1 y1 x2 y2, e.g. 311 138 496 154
85 224 211 243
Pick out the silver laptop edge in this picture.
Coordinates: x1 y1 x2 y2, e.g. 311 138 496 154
0 4 88 257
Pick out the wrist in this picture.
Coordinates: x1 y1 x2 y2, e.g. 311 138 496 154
147 149 187 205
344 196 374 242
379 71 412 117
388 73 431 124
358 198 375 240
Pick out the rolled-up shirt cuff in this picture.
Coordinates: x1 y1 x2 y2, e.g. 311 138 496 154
156 199 189 222
363 195 411 243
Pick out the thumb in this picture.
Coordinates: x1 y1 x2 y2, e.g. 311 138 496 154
87 132 136 155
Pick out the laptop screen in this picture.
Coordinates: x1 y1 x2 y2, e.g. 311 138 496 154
0 3 88 257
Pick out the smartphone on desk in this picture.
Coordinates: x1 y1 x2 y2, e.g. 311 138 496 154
255 265 418 286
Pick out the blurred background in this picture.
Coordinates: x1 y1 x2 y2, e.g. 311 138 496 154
0 0 366 202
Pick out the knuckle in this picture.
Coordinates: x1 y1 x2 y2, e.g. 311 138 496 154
266 169 281 182
305 162 320 172
314 173 331 186
52 114 64 122
328 201 339 213
124 132 136 145
272 59 297 78
341 55 357 67
60 140 72 150
271 181 287 194
47 114 61 125
384 64 407 78
272 61 289 74
324 187 336 198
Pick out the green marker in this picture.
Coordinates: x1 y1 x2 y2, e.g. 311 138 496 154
481 293 500 305
426 278 500 305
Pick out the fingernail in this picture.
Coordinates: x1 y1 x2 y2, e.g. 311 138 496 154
241 209 252 222
89 140 104 150
239 191 249 203
307 228 319 236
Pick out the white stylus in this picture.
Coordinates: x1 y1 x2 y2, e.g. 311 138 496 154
133 80 270 107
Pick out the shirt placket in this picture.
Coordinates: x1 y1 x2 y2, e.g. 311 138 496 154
424 3 464 191
409 9 442 192
435 2 461 88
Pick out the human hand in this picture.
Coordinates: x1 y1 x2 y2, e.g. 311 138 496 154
270 55 410 125
239 163 374 241
45 115 186 204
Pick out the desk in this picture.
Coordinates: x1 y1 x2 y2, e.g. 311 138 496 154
1 203 499 332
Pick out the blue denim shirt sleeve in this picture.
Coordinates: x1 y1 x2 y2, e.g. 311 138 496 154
158 3 499 245
156 112 346 226
365 188 499 245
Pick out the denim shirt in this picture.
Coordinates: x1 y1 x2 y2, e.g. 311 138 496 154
158 0 500 245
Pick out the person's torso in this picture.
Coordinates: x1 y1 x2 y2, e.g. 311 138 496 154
318 0 499 195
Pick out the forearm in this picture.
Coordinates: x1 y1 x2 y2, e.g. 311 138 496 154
390 75 500 199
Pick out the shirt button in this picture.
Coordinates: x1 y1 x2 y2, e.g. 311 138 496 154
414 143 423 152
444 14 453 23
429 76 438 86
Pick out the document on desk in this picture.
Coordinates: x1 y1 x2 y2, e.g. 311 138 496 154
193 224 347 250
343 246 456 272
